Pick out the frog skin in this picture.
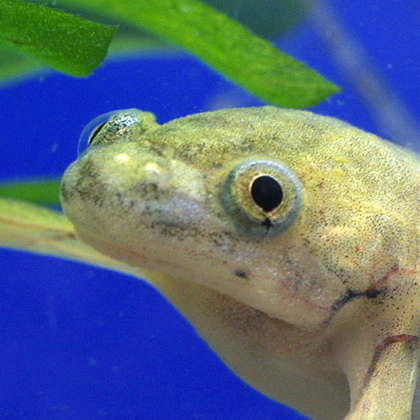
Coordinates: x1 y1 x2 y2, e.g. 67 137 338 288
60 106 420 420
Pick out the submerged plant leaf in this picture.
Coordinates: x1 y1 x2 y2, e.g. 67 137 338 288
0 197 142 275
0 31 169 86
205 0 307 38
0 180 61 206
0 47 43 82
39 0 309 40
0 0 337 106
0 0 116 77
58 0 338 107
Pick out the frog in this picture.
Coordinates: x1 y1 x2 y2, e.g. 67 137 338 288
60 106 420 420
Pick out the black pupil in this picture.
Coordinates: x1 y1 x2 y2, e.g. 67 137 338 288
251 175 283 212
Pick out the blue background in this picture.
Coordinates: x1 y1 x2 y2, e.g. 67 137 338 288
0 1 419 419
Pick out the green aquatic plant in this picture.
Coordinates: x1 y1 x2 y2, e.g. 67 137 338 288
0 0 116 76
0 0 337 106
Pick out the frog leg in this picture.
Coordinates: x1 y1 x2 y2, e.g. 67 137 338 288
343 333 419 420
333 287 420 420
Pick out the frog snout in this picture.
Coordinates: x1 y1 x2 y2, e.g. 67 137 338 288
61 144 205 219
61 149 169 206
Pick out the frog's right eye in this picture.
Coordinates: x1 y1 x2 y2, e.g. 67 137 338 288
87 122 107 146
78 109 157 154
79 110 120 153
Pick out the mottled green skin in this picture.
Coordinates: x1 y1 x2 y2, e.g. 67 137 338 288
61 107 420 420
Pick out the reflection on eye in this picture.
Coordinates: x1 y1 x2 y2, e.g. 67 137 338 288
78 110 123 156
87 122 107 146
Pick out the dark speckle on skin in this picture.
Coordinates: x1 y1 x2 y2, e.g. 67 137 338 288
234 269 249 280
366 289 382 299
146 220 201 241
60 181 72 202
73 159 108 207
262 217 273 234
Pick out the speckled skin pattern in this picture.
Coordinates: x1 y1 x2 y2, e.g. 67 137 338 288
61 107 420 420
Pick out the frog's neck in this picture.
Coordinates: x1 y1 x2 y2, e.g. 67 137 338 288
143 270 349 420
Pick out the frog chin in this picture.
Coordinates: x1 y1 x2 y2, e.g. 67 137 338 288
73 226 332 330
74 227 187 274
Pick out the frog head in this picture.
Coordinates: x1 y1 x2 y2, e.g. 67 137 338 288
61 106 417 329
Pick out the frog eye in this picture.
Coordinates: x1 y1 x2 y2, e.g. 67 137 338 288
78 110 121 154
222 160 302 236
87 122 107 145
78 109 157 154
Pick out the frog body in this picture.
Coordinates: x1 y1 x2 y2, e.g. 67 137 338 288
61 106 420 420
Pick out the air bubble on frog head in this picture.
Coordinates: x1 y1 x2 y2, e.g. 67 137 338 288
77 109 158 156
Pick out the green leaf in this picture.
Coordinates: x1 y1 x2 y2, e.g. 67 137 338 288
0 197 142 275
0 47 43 82
204 0 307 38
0 0 337 106
0 30 169 86
0 180 61 206
60 0 338 108
0 0 116 77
